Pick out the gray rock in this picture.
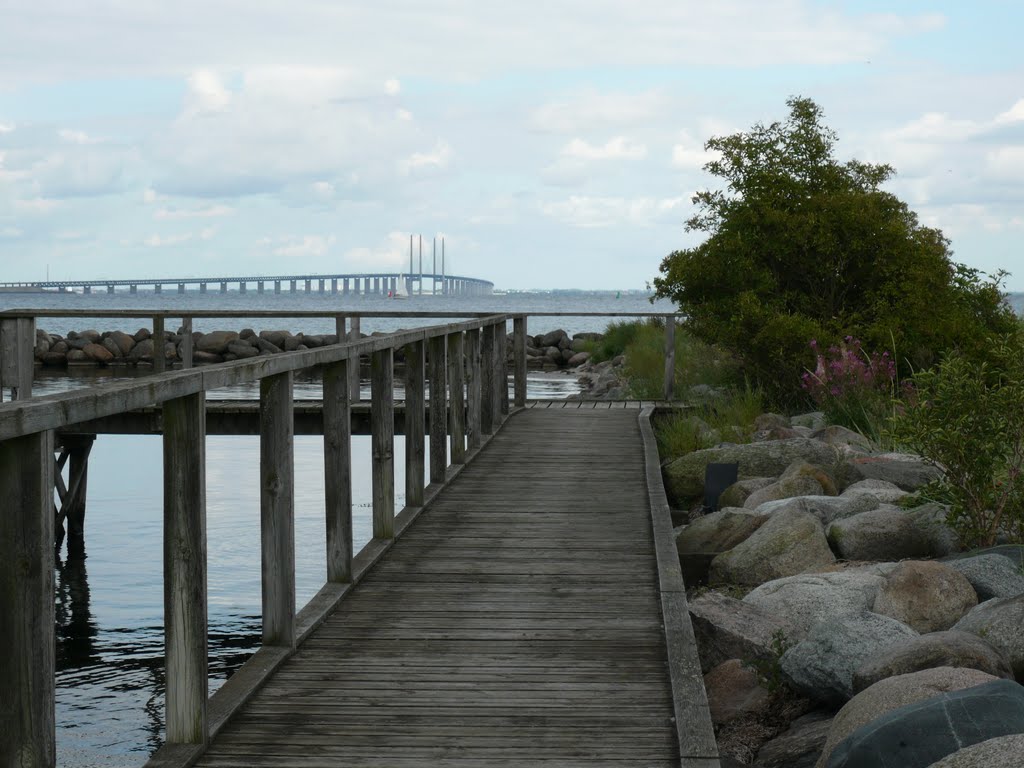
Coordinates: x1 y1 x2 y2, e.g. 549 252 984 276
743 462 832 509
192 351 224 364
791 411 827 430
743 568 890 634
283 334 306 352
704 659 772 725
927 734 1024 767
238 327 256 340
718 477 774 508
840 479 909 505
259 330 291 348
852 631 1013 693
905 502 960 557
824 679 1024 768
811 425 874 454
709 507 836 587
953 594 1024 680
840 454 943 491
872 560 977 633
827 506 935 561
107 330 135 357
127 339 154 362
753 710 832 768
255 337 282 354
66 349 88 364
818 667 1001 767
196 331 238 354
133 328 151 342
567 351 590 367
82 342 114 364
539 329 569 348
101 337 122 359
780 611 918 704
754 413 791 430
689 591 802 672
226 340 259 359
676 509 768 585
946 554 1024 601
754 493 880 526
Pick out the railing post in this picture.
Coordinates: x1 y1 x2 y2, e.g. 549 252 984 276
663 315 676 401
0 430 55 767
489 323 504 427
404 339 426 507
465 328 482 450
162 392 208 745
335 315 346 346
323 359 352 583
153 316 166 373
428 334 447 483
480 323 494 435
499 319 509 415
371 349 395 539
447 331 466 464
0 316 35 400
348 317 361 402
180 316 193 369
260 371 295 647
513 316 527 408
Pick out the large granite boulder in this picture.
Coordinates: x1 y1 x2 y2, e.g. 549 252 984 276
689 591 802 672
718 477 774 509
872 560 977 633
945 553 1024 601
106 330 135 357
811 425 874 454
953 595 1024 680
927 734 1024 767
826 507 935 561
127 339 154 362
82 342 114 363
676 509 768 585
704 659 772 725
662 438 840 501
780 611 918 704
840 479 909 505
791 412 827 430
196 330 238 354
743 461 836 508
709 507 835 587
754 493 880 526
839 453 942 491
905 503 961 557
817 667 1001 768
226 340 259 359
824 679 1024 768
743 568 890 632
753 711 833 768
259 330 291 348
852 631 1013 693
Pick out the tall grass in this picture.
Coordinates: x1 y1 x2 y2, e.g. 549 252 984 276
655 384 764 458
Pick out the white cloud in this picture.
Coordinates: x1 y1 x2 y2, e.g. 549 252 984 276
186 70 231 114
384 78 401 95
269 234 336 258
562 136 647 161
995 99 1024 125
531 89 667 134
14 198 59 214
155 204 234 220
401 141 453 176
542 195 685 228
396 108 413 122
0 122 14 134
671 132 719 171
0 226 23 238
58 129 100 145
343 232 410 269
142 228 216 247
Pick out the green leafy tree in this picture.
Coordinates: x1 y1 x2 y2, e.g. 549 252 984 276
653 96 1017 404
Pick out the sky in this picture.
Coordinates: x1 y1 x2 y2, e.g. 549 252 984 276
0 1 1022 291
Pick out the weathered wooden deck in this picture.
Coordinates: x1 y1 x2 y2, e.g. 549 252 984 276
192 408 712 767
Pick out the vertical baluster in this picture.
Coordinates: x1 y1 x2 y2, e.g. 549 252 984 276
260 372 295 647
490 324 504 427
465 328 482 450
404 339 426 506
181 316 193 369
163 392 208 744
480 324 494 435
349 317 361 402
371 349 395 539
0 431 55 768
663 315 676 401
153 316 165 373
323 359 352 583
428 334 447 483
447 331 466 464
499 319 509 415
513 316 527 407
335 315 346 346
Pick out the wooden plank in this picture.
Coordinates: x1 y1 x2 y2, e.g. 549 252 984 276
260 372 295 648
153 315 166 374
0 430 54 767
181 316 194 369
403 340 425 507
465 328 482 450
428 335 447 483
371 349 395 539
447 331 466 464
513 316 527 408
323 359 352 583
162 392 208 745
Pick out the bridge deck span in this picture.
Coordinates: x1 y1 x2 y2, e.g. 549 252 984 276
190 408 715 767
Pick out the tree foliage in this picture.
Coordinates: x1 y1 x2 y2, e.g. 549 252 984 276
653 96 1017 404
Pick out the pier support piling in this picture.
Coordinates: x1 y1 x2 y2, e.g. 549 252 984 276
323 359 352 583
513 316 527 408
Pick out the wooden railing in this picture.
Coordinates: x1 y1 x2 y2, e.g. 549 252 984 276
0 309 679 768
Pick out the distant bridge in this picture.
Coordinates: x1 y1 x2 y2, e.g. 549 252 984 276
0 272 493 297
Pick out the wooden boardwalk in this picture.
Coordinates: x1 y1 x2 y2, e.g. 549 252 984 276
194 409 695 767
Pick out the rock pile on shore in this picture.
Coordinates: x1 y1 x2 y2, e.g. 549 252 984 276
669 412 1024 767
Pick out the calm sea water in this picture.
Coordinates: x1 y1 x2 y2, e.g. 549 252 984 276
2 289 673 767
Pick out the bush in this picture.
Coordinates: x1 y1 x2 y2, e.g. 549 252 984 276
889 334 1024 547
655 384 764 459
652 96 1019 406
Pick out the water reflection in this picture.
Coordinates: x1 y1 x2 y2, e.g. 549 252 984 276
55 540 100 671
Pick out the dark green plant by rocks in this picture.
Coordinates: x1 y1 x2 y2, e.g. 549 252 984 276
743 629 793 695
890 333 1024 547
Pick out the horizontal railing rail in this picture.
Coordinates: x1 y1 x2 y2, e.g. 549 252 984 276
0 309 681 768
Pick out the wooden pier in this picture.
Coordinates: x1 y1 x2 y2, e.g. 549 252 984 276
0 311 718 768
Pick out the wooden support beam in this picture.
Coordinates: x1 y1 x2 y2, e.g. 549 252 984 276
348 317 361 402
334 315 346 345
480 323 494 435
465 328 482 450
447 331 466 464
403 340 426 507
428 334 447 483
0 430 55 767
513 316 527 408
162 392 208 745
259 372 295 648
323 360 352 583
371 350 395 539
663 316 676 401
180 317 193 370
0 316 35 400
153 316 166 374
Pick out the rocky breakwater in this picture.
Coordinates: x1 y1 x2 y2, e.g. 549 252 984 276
668 412 1024 767
33 327 346 367
511 329 602 371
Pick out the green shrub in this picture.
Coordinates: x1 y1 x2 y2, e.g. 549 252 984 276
655 384 764 459
889 334 1024 547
